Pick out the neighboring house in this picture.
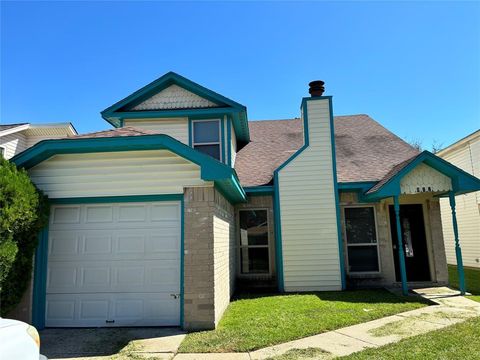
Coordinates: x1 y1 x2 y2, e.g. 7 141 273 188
8 72 480 331
0 122 77 159
438 130 480 269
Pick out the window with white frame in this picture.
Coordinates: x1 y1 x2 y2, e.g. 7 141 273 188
344 206 379 273
192 119 221 161
239 209 270 274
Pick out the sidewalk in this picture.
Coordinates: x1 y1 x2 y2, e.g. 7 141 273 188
172 287 480 360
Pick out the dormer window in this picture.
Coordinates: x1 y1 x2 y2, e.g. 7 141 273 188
192 119 221 161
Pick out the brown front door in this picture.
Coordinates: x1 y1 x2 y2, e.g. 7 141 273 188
389 204 431 282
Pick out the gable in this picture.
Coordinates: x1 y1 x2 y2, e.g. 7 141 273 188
400 163 452 194
130 84 219 111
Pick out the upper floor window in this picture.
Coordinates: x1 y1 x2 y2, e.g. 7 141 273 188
192 119 221 161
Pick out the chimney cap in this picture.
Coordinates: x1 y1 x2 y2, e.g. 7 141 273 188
309 80 325 97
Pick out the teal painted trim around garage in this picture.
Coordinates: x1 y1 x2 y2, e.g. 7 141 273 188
100 72 250 142
273 172 284 292
364 151 480 201
11 133 246 204
244 186 274 196
180 197 185 326
49 194 184 204
226 116 232 167
328 97 346 290
32 225 49 330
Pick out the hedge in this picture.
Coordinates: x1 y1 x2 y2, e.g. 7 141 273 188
0 158 49 316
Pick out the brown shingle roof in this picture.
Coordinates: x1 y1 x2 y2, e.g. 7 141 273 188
70 126 156 139
234 115 419 187
0 123 28 131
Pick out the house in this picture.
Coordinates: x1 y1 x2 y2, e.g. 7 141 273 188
9 72 480 331
0 122 77 159
438 130 480 269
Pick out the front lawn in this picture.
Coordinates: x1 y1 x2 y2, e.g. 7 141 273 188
340 316 480 360
179 289 428 353
448 265 480 302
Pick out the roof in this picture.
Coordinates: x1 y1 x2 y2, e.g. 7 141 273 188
0 123 28 131
234 115 420 187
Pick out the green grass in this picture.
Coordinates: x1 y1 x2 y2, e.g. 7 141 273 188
448 265 480 302
340 317 480 360
266 348 331 360
179 290 428 353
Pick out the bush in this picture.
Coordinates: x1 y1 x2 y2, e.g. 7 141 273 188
0 158 49 315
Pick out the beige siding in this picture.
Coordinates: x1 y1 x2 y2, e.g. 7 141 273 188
28 150 211 198
439 134 480 268
124 118 189 144
400 163 452 194
278 98 341 291
0 132 27 159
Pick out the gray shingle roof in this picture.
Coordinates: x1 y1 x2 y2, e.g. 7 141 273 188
0 123 28 131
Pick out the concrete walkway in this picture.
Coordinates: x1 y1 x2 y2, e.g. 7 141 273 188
174 287 480 360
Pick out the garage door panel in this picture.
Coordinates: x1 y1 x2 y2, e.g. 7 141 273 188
46 201 181 327
47 260 179 294
46 293 180 327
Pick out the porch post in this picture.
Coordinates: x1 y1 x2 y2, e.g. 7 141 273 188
393 195 408 296
449 191 466 295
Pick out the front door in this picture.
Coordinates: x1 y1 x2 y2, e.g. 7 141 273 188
389 204 431 282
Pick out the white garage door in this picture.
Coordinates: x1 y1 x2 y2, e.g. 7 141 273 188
45 201 181 327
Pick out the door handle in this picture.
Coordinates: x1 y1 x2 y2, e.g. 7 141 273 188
106 320 115 324
170 293 181 299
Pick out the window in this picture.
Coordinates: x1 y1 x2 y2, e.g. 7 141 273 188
239 209 270 274
192 119 221 161
344 207 379 273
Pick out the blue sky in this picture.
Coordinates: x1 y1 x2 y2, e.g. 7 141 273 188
1 1 479 149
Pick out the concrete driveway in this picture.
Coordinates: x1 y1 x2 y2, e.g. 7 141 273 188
40 327 186 360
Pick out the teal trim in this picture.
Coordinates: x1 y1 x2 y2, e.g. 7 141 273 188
11 134 246 204
244 186 274 196
393 196 409 296
226 116 232 167
188 118 193 147
100 71 250 142
221 117 226 164
50 194 183 204
180 197 185 326
32 225 49 330
449 191 466 295
328 97 346 290
364 151 480 201
273 172 284 292
338 181 377 192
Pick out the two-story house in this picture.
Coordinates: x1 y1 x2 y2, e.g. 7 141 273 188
9 72 480 331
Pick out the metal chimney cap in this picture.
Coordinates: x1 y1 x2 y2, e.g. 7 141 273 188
309 80 325 97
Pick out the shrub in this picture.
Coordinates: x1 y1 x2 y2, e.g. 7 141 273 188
0 158 49 315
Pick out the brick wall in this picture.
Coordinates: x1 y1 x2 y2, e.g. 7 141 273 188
183 186 235 330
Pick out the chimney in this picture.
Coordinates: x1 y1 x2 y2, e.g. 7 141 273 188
309 80 325 97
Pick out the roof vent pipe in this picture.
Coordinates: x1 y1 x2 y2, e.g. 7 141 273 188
309 80 325 97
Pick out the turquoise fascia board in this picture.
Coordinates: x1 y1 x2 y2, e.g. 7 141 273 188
273 172 285 292
244 186 274 196
364 151 480 201
327 97 346 290
221 117 226 164
32 225 49 330
101 71 250 142
338 181 377 192
12 134 246 203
